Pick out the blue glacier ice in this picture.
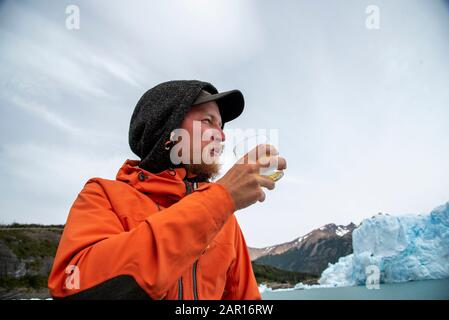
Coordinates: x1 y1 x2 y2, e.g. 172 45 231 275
319 201 449 286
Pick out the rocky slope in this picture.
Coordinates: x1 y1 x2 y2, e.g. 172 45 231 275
249 223 357 275
0 225 63 298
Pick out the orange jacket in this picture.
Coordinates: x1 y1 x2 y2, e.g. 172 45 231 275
48 159 261 300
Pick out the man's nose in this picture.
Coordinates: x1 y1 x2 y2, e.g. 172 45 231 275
211 127 226 142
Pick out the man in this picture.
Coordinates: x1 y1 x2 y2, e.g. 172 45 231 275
48 80 286 299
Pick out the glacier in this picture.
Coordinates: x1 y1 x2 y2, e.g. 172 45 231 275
319 201 449 286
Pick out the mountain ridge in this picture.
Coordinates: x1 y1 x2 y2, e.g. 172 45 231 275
249 222 357 275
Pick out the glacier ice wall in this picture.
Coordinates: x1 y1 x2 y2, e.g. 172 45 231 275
319 201 449 286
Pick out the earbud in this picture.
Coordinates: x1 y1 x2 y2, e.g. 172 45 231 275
164 131 177 150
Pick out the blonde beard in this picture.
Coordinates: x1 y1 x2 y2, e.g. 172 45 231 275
185 161 221 182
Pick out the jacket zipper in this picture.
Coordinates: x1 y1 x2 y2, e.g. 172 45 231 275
184 180 200 300
192 260 199 300
155 198 184 300
184 180 192 195
178 277 183 300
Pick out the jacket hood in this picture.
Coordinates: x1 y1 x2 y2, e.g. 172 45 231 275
128 80 218 174
116 159 205 208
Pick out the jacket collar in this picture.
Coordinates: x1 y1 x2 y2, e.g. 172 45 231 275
116 159 205 208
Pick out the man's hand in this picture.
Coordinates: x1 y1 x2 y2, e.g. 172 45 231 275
216 144 287 211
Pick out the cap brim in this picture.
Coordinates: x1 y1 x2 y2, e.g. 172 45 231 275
192 89 244 125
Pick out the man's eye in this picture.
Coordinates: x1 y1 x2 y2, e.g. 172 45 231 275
202 119 212 124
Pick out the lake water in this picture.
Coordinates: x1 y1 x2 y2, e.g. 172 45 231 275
261 278 449 300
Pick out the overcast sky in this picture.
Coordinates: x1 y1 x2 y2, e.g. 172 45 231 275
1 0 448 247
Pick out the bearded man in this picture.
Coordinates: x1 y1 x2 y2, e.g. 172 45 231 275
48 80 286 300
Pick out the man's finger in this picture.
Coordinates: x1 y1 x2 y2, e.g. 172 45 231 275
257 156 287 170
256 175 275 190
257 189 266 202
243 144 278 165
255 144 278 158
277 156 287 170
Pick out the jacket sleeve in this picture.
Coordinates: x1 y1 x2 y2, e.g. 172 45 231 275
222 221 262 300
48 179 235 299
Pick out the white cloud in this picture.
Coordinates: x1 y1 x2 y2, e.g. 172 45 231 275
10 95 82 136
0 142 129 224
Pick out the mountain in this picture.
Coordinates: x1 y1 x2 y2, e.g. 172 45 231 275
249 223 357 275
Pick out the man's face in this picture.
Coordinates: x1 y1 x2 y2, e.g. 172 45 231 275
178 101 225 180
